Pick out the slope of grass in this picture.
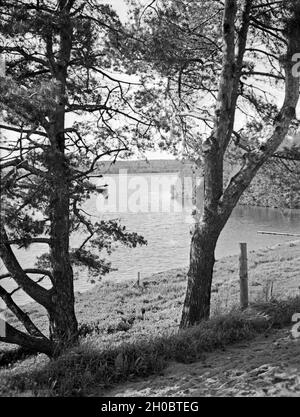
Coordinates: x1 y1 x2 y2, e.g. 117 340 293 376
0 240 299 396
1 297 300 397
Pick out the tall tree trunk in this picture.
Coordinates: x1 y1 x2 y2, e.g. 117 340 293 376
180 0 299 328
46 2 78 353
180 0 250 328
46 78 78 351
180 215 221 327
47 149 78 352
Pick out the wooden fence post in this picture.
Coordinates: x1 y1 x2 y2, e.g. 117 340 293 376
137 272 141 287
239 242 249 310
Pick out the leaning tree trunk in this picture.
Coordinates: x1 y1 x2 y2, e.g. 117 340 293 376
180 0 250 328
180 116 227 328
180 215 221 327
180 0 300 329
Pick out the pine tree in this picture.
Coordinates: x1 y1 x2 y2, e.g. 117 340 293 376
0 0 149 356
126 0 300 326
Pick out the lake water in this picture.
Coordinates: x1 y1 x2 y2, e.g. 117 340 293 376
1 172 300 306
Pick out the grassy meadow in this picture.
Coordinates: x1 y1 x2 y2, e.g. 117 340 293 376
0 239 299 396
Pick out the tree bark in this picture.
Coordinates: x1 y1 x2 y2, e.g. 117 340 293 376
180 0 239 328
47 157 78 351
47 161 78 350
180 215 221 327
45 3 78 352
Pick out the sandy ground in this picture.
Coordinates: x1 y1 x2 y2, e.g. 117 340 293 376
104 327 300 397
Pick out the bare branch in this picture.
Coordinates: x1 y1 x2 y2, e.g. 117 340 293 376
0 124 47 137
0 159 23 170
68 104 152 126
0 225 52 310
74 148 128 179
0 322 53 357
0 268 52 281
72 200 94 250
0 285 46 338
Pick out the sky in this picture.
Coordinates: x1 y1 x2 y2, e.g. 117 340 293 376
2 1 299 161
106 0 129 22
101 0 174 160
104 0 300 154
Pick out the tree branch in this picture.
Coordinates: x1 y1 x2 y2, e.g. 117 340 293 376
220 21 300 217
7 238 51 247
0 225 53 310
0 268 53 281
68 104 152 126
0 322 53 357
0 124 47 137
0 286 46 338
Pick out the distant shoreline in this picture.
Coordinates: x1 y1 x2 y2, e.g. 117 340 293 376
97 159 200 175
96 159 299 210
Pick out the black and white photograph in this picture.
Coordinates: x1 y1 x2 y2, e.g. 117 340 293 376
0 0 300 403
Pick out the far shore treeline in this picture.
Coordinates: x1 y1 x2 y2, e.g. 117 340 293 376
97 159 300 209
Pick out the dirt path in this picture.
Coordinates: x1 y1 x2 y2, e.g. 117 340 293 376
104 328 300 397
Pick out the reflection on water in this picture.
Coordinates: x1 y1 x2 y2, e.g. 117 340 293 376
1 173 299 305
